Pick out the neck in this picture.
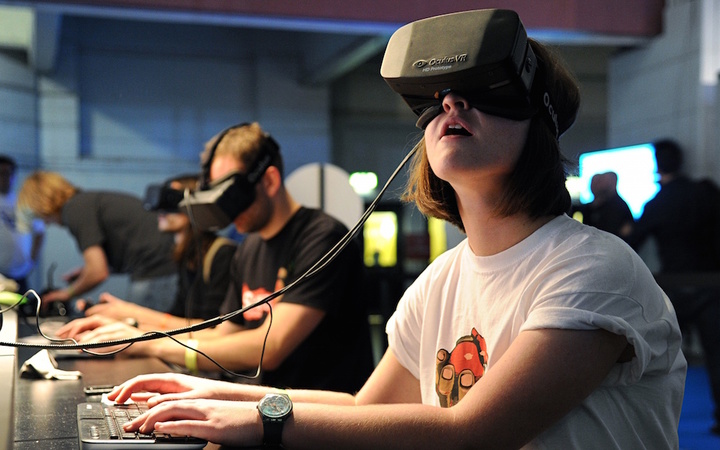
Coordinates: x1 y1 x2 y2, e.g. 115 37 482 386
259 189 301 240
455 189 553 256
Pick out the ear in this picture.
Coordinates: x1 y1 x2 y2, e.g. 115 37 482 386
261 166 282 197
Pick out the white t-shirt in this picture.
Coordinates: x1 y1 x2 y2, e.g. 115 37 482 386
387 214 686 449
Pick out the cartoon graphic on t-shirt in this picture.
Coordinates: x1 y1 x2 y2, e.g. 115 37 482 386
242 267 287 320
436 327 488 407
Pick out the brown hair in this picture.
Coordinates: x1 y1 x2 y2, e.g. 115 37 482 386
402 39 580 232
201 122 284 180
17 171 78 218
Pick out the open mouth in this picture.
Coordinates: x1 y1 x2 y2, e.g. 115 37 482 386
444 123 472 136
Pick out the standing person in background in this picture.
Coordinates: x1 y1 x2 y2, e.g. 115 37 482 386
0 155 44 292
57 173 237 333
106 10 685 449
622 138 720 434
575 171 633 237
17 171 178 312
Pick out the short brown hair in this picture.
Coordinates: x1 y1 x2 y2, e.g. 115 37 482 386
402 39 579 232
201 122 284 180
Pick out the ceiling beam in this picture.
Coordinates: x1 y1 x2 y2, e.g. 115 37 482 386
0 0 664 39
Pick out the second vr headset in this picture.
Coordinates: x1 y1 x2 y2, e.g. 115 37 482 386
177 123 277 231
380 9 557 135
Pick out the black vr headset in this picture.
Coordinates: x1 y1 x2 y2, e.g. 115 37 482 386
143 175 197 213
381 9 558 136
178 123 277 231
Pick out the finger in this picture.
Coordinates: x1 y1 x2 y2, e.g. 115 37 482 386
99 292 118 303
109 374 189 403
130 400 207 435
84 303 107 316
146 391 198 407
57 318 101 339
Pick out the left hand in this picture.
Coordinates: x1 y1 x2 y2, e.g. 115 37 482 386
126 399 263 447
74 321 148 355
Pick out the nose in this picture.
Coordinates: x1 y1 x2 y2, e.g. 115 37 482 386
442 91 471 113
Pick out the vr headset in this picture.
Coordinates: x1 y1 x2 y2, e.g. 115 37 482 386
143 182 186 213
178 123 277 231
381 9 545 131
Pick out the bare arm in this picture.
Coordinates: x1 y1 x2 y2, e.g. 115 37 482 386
103 302 325 372
123 328 629 449
43 245 109 302
110 348 418 407
83 292 204 330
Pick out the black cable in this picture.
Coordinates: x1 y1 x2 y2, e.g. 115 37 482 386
0 145 418 369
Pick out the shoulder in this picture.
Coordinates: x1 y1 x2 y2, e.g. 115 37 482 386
534 216 655 297
289 207 349 242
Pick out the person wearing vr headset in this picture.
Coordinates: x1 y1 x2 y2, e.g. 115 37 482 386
16 171 179 312
67 121 374 393
106 10 685 449
55 173 237 336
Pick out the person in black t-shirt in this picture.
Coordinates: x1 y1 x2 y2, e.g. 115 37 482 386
56 174 237 335
64 122 374 393
622 139 720 433
17 171 178 311
574 171 633 238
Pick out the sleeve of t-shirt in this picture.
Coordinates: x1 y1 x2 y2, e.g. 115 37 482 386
519 266 681 387
385 264 435 380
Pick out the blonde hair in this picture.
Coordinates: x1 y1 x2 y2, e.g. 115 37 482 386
18 171 78 217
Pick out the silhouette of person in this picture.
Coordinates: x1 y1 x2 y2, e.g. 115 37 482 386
623 138 720 433
576 171 633 237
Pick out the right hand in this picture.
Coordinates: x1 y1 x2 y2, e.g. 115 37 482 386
84 292 147 321
107 373 242 406
55 315 117 340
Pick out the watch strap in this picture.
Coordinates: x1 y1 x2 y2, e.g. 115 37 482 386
262 418 284 447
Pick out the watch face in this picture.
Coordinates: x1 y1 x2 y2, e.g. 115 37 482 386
259 394 292 419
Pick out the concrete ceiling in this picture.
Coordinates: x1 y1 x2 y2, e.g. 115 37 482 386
0 1 664 83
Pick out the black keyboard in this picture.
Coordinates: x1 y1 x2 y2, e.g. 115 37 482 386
77 402 207 449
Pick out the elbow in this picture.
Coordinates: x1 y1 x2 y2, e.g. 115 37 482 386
260 352 285 371
88 266 109 285
258 342 291 371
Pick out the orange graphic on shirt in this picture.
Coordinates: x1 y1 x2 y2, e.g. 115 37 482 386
242 267 287 321
435 328 488 407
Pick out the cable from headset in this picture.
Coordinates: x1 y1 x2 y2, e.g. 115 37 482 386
0 143 418 364
222 143 419 323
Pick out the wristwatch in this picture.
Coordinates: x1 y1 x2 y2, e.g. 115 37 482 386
257 392 293 447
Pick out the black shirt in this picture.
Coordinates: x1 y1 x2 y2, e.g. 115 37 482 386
221 207 374 392
625 176 720 273
62 191 176 280
169 237 237 320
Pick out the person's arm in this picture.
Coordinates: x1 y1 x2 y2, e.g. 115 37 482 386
135 301 324 371
121 328 629 448
42 245 109 302
111 347 418 409
83 292 204 330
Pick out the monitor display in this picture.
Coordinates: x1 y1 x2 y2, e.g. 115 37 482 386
571 143 660 219
363 210 398 268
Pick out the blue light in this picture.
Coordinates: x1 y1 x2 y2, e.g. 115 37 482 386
577 143 660 219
